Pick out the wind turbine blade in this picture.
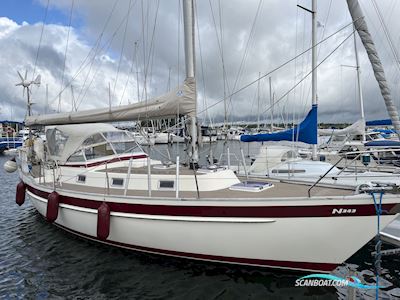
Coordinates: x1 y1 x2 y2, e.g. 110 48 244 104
17 71 24 81
34 74 41 86
24 69 27 80
23 87 25 98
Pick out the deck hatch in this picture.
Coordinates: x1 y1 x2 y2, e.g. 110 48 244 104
229 181 274 192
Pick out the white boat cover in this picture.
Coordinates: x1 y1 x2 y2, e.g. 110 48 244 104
26 78 196 126
45 123 124 163
318 119 365 136
347 0 400 138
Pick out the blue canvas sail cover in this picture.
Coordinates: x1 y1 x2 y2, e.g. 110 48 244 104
0 120 24 125
365 140 400 147
366 119 392 126
240 105 318 144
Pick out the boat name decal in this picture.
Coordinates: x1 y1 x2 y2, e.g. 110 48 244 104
331 208 356 215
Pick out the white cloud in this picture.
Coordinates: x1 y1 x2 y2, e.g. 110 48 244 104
0 17 18 38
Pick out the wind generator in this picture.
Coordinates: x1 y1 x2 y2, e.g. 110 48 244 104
15 70 41 117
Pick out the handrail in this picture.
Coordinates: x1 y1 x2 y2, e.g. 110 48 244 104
308 147 400 197
335 152 363 177
307 155 346 197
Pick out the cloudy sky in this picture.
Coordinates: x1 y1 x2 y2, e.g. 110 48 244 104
1 0 400 125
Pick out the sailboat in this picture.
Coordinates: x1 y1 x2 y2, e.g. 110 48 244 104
9 0 400 273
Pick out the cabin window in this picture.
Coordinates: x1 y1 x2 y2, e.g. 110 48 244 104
159 180 175 190
77 175 86 183
67 150 85 162
111 178 124 186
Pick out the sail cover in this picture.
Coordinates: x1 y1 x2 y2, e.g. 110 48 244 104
25 78 196 126
347 0 400 138
318 119 365 136
240 105 317 144
366 119 392 126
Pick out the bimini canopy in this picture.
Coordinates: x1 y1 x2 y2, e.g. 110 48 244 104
240 105 317 144
318 119 365 136
45 123 140 164
26 78 196 126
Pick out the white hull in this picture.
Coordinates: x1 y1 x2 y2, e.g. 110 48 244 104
24 177 399 272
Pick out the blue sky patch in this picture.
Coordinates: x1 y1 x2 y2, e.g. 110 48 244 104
1 0 82 27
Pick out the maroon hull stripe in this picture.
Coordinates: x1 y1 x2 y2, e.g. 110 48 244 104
61 154 148 168
55 223 338 272
26 185 397 218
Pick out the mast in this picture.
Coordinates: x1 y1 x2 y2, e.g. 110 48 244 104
27 87 32 117
269 77 273 132
311 0 318 160
257 72 260 131
353 28 365 142
134 41 140 102
45 84 48 114
347 0 400 139
183 0 198 164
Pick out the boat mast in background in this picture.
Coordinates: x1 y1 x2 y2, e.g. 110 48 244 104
347 0 400 140
311 0 318 160
353 27 366 142
269 76 273 133
183 0 198 165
